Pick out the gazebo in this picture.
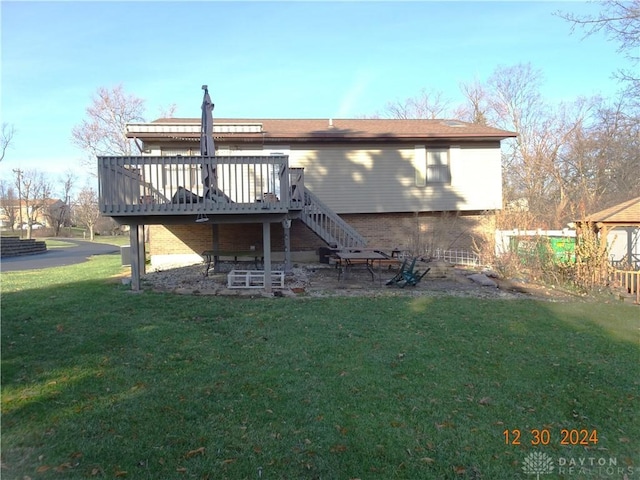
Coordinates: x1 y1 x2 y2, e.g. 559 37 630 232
574 196 640 270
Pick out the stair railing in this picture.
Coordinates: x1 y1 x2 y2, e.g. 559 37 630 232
300 187 367 249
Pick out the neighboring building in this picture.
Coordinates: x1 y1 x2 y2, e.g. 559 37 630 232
0 198 64 230
98 117 516 288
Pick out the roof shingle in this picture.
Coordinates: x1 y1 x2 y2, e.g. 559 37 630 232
136 118 517 142
584 197 640 225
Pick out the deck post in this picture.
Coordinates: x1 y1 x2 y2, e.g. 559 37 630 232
263 221 272 293
283 218 292 273
212 223 220 273
129 225 141 291
138 225 146 275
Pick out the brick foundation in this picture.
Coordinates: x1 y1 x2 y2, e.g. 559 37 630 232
149 221 325 257
342 211 494 254
149 211 495 266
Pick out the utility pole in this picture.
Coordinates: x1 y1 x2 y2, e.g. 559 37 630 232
12 168 23 238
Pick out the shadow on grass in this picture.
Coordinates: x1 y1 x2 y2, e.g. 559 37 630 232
2 261 639 479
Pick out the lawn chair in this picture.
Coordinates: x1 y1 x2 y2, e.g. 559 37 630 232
385 257 430 288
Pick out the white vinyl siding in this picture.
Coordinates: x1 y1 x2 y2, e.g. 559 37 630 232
144 140 504 214
414 146 427 187
291 143 502 214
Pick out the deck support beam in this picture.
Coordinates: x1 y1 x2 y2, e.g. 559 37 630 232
211 224 220 273
129 224 145 291
262 222 272 293
283 218 292 273
138 225 146 276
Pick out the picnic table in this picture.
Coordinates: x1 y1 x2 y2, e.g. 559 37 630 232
335 250 395 282
202 250 264 276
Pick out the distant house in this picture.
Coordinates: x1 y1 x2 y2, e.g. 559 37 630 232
98 117 515 289
0 198 64 230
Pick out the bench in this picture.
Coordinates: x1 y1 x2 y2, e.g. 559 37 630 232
201 250 264 276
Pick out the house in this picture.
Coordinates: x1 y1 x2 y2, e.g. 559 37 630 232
0 198 65 231
99 117 516 289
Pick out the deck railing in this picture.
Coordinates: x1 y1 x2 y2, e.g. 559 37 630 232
98 155 303 215
609 269 640 304
300 188 367 249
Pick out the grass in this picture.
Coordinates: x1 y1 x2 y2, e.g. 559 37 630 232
43 239 77 249
89 235 131 247
1 255 639 479
1 228 130 247
42 236 131 249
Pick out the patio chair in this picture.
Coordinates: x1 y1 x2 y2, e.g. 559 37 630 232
385 257 430 288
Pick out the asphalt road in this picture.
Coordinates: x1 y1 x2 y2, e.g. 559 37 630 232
1 239 121 272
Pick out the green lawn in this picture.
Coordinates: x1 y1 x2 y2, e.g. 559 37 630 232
42 236 131 248
1 255 638 479
43 239 77 249
89 235 131 247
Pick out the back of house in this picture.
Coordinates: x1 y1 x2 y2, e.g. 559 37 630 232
107 117 516 268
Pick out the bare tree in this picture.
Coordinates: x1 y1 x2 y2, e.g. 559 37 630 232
44 201 68 237
158 103 178 119
12 169 23 235
44 172 76 236
383 88 452 119
95 216 124 236
13 169 52 239
74 186 101 240
483 64 549 221
1 123 15 162
481 63 599 228
454 79 490 125
538 97 598 226
558 0 640 105
561 96 640 215
556 0 640 211
0 180 19 231
72 85 146 170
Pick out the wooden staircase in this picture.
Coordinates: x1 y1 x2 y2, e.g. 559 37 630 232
299 188 367 249
1 236 48 258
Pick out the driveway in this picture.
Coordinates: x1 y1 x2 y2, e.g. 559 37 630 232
1 239 121 272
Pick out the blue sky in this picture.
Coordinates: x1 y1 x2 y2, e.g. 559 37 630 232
0 1 627 188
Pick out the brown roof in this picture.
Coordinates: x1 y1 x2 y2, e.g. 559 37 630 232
584 197 640 225
135 118 516 143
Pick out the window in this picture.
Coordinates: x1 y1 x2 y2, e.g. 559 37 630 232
162 164 198 188
263 146 290 198
160 149 198 188
426 149 451 184
415 146 451 185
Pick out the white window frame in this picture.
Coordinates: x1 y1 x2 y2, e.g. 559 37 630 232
415 146 451 186
263 146 290 198
160 149 198 188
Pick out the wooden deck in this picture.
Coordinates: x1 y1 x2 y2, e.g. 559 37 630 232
98 155 304 217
